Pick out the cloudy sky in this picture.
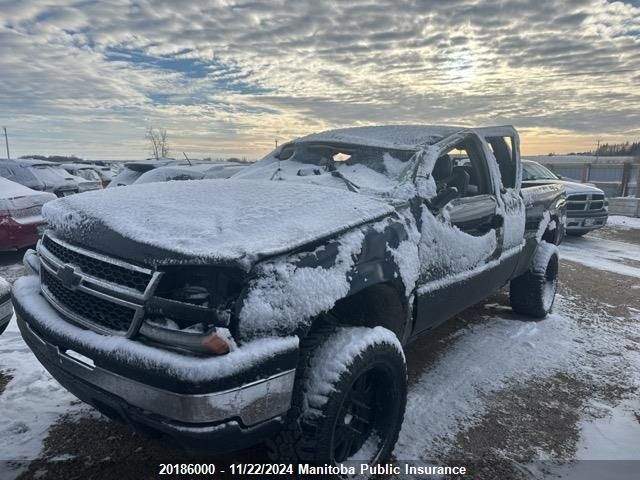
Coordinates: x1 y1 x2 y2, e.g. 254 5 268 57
1 0 639 160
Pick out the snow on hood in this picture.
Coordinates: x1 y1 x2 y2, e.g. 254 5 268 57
525 178 604 195
42 179 395 268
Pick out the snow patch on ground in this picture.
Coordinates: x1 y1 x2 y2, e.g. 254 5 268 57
395 305 578 459
0 315 84 480
607 215 640 230
575 398 640 460
560 236 640 279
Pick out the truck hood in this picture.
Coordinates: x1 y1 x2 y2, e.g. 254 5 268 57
523 179 605 196
42 179 395 269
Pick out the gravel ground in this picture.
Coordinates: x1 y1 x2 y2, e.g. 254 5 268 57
1 222 639 480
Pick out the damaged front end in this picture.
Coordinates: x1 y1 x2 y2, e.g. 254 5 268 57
13 233 299 452
36 232 245 356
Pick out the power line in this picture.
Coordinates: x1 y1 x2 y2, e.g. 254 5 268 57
3 127 10 160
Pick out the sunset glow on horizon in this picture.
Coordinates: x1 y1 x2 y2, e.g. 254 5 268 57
1 0 639 160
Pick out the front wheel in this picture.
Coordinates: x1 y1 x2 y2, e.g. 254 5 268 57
268 326 407 464
510 241 559 318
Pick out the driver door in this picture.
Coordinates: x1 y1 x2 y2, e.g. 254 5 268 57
413 132 504 335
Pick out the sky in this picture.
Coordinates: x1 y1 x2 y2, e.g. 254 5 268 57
0 0 639 160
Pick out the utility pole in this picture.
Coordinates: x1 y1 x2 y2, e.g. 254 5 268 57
3 127 10 159
595 139 601 162
275 139 278 148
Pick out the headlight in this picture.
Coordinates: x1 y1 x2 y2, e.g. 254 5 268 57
140 320 233 355
141 266 244 355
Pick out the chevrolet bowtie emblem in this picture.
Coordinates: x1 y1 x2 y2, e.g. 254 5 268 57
56 264 81 289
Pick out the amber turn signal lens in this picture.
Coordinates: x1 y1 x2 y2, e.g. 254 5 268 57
201 333 230 355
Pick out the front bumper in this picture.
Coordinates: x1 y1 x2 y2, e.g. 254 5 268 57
12 275 299 452
566 211 608 232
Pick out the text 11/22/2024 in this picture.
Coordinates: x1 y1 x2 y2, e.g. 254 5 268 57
157 463 468 476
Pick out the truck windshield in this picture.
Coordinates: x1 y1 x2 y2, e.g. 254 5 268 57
236 142 417 195
522 162 558 181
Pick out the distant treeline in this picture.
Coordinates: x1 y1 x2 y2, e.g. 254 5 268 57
560 141 640 157
594 141 640 156
19 154 83 162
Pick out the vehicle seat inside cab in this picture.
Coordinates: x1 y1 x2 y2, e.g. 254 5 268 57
433 154 470 198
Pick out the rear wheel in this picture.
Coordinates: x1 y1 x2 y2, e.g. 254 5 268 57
267 325 407 464
510 242 559 318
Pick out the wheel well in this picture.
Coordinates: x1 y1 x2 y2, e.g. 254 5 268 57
327 282 407 339
541 216 560 244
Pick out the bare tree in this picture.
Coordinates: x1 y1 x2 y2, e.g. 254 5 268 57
146 127 169 159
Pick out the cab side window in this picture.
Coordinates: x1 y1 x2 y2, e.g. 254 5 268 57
486 136 516 189
433 136 492 199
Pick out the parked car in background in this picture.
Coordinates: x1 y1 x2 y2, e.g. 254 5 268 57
19 159 102 194
522 160 608 236
107 159 187 187
1 159 78 196
61 164 105 190
109 160 246 187
0 276 11 335
0 178 56 251
91 164 116 187
133 162 247 185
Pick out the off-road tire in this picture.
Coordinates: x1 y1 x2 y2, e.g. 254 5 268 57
267 325 407 465
510 241 559 318
0 320 8 336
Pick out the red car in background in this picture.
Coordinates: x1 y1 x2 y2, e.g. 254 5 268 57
0 178 56 251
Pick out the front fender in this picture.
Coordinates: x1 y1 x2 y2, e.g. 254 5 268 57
234 214 410 341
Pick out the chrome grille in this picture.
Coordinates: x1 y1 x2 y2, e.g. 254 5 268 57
42 268 136 332
566 193 607 213
42 235 151 292
37 233 161 336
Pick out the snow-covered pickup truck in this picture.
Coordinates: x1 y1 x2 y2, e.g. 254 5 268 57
12 125 565 464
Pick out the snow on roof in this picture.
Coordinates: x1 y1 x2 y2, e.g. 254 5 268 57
0 177 40 199
293 125 465 150
43 179 395 268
